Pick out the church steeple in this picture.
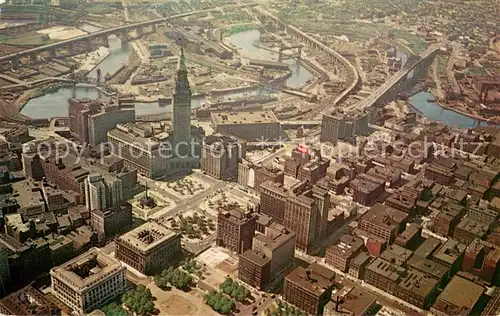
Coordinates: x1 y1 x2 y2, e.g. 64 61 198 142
175 48 190 92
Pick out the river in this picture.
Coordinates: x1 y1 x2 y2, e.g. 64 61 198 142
20 28 314 119
229 29 314 89
408 92 489 128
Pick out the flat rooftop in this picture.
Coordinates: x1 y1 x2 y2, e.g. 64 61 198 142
211 110 279 125
413 237 441 259
380 244 413 266
328 287 377 316
285 263 335 297
437 276 484 311
366 257 404 282
118 221 178 252
456 217 489 237
407 255 449 280
361 203 408 228
432 238 467 265
51 247 123 290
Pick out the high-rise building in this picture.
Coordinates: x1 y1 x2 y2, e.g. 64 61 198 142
216 207 256 254
201 134 246 180
115 222 181 275
69 98 135 146
85 173 124 212
239 222 295 289
320 110 369 144
85 173 107 212
107 51 200 179
259 181 288 224
88 100 135 146
0 247 10 296
51 248 126 314
284 182 330 253
172 48 192 146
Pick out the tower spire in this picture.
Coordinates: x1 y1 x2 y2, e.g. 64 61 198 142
175 48 190 91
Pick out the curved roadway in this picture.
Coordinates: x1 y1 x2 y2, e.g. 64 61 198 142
253 7 359 107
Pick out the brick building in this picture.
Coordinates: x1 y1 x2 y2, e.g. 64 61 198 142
357 203 408 245
365 257 439 309
348 252 371 280
239 223 295 289
323 287 377 316
91 202 133 240
325 234 364 272
0 285 60 316
284 263 335 315
254 166 284 192
259 181 288 224
462 239 500 285
349 173 385 206
284 183 330 253
431 276 484 316
216 207 256 254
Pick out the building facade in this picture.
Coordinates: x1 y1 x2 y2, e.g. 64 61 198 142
50 248 126 314
284 263 335 316
201 134 245 180
115 222 181 275
216 207 256 254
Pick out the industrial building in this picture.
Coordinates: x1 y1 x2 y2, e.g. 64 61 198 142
115 222 181 275
357 203 408 245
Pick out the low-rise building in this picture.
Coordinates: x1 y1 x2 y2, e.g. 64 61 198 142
324 287 377 316
325 234 364 272
431 276 484 316
50 248 126 314
348 252 371 280
0 285 60 316
284 263 335 316
115 222 181 275
211 111 281 142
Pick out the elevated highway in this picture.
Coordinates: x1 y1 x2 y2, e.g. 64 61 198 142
0 3 256 68
346 44 443 112
253 7 359 105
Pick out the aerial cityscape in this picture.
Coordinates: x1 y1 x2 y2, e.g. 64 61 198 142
0 0 499 315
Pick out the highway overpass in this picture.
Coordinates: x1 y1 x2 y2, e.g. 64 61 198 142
0 4 256 68
346 44 443 112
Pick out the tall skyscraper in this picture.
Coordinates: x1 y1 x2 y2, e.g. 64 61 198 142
172 48 192 146
85 173 123 211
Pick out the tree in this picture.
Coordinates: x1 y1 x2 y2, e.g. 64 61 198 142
122 285 155 316
233 285 250 302
203 291 236 314
101 303 127 316
170 269 193 290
